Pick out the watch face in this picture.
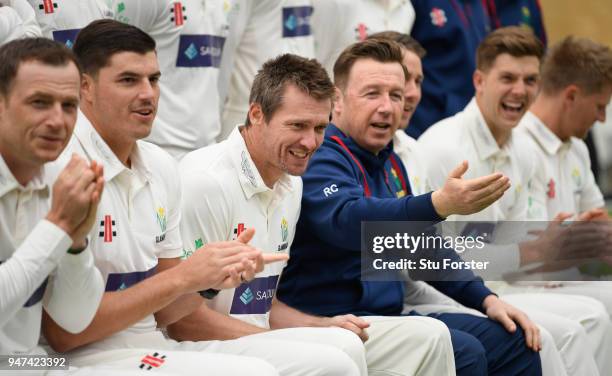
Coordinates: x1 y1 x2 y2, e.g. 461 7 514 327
199 288 220 299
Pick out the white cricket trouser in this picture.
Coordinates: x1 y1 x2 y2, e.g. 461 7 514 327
402 280 596 376
65 329 360 376
501 292 612 375
360 315 455 376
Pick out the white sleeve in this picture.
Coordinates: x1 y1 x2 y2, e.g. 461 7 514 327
0 5 25 44
8 0 42 37
180 169 232 255
43 246 104 334
0 220 71 329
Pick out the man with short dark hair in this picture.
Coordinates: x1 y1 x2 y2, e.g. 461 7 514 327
177 52 455 376
40 19 286 376
277 37 542 376
0 37 107 373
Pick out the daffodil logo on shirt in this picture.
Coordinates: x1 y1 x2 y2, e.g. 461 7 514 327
278 218 289 252
571 168 582 187
155 207 167 243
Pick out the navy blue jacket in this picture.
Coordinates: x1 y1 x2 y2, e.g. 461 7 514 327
408 0 490 139
484 0 547 45
277 125 493 317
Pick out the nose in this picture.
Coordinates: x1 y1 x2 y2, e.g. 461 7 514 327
377 93 393 115
47 102 66 130
404 80 418 103
300 128 319 151
511 80 527 96
138 79 156 101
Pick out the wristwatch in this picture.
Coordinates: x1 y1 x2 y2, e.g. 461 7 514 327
199 288 220 299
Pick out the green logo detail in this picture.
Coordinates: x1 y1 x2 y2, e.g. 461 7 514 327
195 238 204 249
281 217 288 243
156 207 167 233
117 2 125 13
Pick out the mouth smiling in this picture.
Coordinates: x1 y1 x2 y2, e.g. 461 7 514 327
371 122 392 130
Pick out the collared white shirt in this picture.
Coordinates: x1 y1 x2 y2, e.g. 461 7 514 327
393 130 428 195
311 0 415 74
0 153 103 355
418 98 545 273
180 126 300 328
61 111 183 354
27 0 112 47
114 0 228 157
518 111 605 220
218 0 315 141
419 98 540 222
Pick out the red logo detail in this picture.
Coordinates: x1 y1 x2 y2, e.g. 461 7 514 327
430 8 447 28
233 223 246 238
547 178 555 199
139 352 166 370
42 0 55 14
355 23 368 41
99 215 117 243
172 2 185 26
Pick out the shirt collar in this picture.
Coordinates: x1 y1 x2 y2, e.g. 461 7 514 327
522 111 564 156
465 98 507 162
73 110 153 183
0 154 49 198
227 126 294 200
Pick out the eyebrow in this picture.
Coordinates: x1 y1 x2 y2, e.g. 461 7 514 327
26 91 79 103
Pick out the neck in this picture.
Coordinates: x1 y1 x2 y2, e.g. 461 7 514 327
241 126 280 188
81 104 134 167
476 97 511 148
530 94 565 141
0 148 40 186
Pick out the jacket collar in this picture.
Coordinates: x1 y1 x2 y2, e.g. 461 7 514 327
326 123 394 171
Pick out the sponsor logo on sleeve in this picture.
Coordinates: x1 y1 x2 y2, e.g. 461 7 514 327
155 207 167 243
230 275 279 314
176 35 225 67
282 6 313 37
52 29 80 48
105 266 157 292
277 217 289 252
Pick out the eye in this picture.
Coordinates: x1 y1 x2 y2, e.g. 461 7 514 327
150 75 160 85
120 77 136 84
62 102 78 112
391 92 403 101
315 125 327 134
31 99 49 108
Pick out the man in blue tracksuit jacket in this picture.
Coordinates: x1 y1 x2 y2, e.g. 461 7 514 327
408 0 490 138
276 39 542 376
483 0 547 45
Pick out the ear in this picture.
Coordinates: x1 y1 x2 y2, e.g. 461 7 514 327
247 103 264 126
562 84 579 105
473 70 484 94
80 73 95 103
332 86 344 119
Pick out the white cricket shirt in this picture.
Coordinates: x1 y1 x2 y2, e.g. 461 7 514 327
179 126 300 328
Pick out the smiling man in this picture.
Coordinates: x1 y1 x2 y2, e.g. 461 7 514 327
39 19 298 376
419 26 612 375
276 37 542 376
175 53 370 376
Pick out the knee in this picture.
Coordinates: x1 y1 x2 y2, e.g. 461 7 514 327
498 326 542 376
450 330 487 376
320 327 365 363
306 345 361 376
